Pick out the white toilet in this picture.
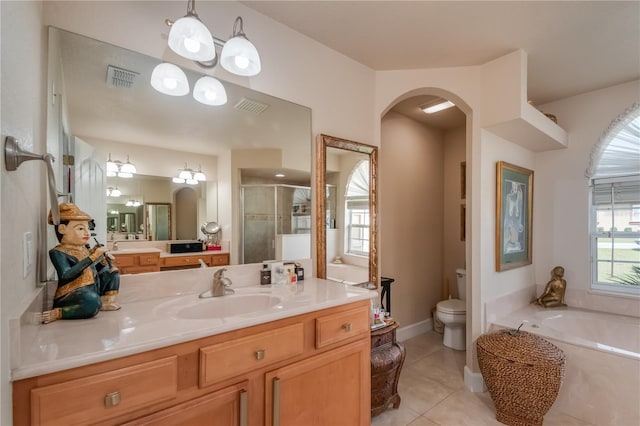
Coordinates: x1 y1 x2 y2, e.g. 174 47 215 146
436 268 467 350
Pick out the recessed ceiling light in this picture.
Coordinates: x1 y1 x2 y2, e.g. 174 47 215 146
420 100 455 114
275 173 285 178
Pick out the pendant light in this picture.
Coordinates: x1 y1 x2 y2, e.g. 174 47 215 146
220 17 261 77
167 0 216 62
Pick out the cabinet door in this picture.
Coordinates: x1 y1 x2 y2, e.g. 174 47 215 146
265 339 370 426
123 381 248 426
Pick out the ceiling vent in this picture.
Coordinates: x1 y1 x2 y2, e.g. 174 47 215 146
106 65 139 89
234 97 269 115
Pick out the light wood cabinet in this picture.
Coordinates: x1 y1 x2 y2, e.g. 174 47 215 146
265 339 370 426
13 300 371 426
160 253 230 271
111 252 160 274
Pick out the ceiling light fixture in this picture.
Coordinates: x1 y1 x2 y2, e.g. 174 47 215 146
420 100 455 114
106 153 137 178
154 1 262 106
125 200 142 207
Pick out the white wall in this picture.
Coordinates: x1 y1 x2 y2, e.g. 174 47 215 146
0 2 46 423
535 79 640 314
443 126 467 298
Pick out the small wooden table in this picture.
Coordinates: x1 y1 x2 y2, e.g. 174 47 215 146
371 320 406 417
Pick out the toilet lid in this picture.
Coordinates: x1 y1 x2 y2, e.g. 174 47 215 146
438 299 466 314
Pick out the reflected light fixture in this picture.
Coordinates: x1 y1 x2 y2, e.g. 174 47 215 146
193 76 227 106
106 186 122 197
125 200 142 207
150 63 190 96
173 163 205 185
106 153 137 178
420 100 455 114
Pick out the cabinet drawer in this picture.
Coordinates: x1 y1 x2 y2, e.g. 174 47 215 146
200 323 304 388
209 253 229 266
138 254 159 265
161 255 206 267
113 255 135 267
315 307 370 348
30 356 178 426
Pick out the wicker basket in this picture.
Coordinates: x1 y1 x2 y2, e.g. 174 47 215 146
476 329 566 426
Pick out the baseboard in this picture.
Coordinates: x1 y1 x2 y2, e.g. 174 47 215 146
464 365 486 393
396 318 432 342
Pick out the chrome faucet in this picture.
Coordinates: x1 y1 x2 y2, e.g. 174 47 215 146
200 268 234 298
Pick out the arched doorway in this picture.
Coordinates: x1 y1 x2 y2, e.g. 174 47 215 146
175 187 198 240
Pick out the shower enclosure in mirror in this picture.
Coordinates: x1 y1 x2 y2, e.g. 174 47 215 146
240 170 312 263
45 27 311 270
315 134 378 286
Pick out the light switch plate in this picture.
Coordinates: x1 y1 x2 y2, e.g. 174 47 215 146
23 231 33 278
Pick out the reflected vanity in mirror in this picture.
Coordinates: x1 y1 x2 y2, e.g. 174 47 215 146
315 134 378 287
46 27 311 270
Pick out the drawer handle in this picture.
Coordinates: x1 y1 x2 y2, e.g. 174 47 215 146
104 391 121 408
342 322 352 332
239 389 248 426
255 349 266 360
273 377 281 426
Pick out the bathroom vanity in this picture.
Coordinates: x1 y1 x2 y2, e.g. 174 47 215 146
111 249 230 274
11 271 375 425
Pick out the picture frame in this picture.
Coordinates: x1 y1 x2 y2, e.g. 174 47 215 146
460 161 466 200
495 161 533 271
460 204 466 241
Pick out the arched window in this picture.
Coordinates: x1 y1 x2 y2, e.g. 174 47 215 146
345 160 370 256
587 103 640 294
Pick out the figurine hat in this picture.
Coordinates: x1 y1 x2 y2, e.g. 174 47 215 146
48 202 92 224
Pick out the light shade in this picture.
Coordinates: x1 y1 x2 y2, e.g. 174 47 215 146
193 168 206 181
193 76 227 106
220 17 261 77
178 168 193 180
120 156 137 174
168 15 216 62
151 63 189 96
220 35 261 76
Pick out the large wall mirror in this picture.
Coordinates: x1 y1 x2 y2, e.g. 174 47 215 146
46 27 311 267
315 134 378 286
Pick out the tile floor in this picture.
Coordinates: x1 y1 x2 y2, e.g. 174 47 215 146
371 331 593 426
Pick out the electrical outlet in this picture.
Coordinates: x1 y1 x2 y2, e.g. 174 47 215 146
23 232 33 278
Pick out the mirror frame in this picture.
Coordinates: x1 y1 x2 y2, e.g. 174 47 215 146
144 202 172 241
315 134 378 286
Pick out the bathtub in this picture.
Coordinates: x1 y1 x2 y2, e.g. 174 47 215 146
491 304 640 426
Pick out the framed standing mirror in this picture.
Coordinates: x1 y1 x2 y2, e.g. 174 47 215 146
316 134 378 286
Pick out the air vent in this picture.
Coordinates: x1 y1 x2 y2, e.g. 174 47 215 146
234 97 270 115
106 65 139 89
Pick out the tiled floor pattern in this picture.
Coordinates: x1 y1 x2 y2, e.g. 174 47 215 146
371 331 593 426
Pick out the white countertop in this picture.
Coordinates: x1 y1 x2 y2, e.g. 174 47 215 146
12 266 376 381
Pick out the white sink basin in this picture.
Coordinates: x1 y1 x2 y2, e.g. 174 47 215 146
157 292 284 320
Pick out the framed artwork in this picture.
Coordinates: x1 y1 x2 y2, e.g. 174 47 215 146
460 161 466 200
495 161 533 271
460 204 466 241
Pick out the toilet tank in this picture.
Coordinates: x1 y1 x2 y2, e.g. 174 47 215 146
456 268 467 300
